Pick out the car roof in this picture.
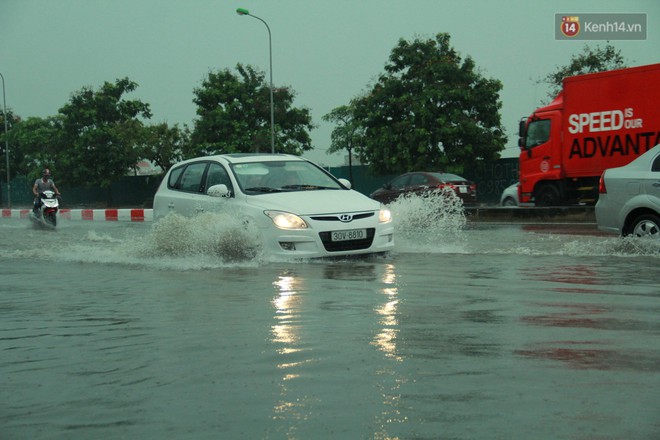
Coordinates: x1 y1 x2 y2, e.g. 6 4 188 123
172 153 304 168
222 153 303 164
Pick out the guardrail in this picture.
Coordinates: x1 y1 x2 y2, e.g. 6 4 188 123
1 206 596 224
1 208 153 222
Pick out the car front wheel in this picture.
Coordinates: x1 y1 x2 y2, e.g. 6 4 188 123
627 213 660 238
502 197 517 207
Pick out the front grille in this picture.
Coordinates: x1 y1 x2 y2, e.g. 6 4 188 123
318 228 375 252
310 212 374 222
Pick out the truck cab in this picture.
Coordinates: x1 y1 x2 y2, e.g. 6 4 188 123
518 97 569 206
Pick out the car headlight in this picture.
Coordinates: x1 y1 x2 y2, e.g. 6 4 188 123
379 207 392 223
264 211 308 229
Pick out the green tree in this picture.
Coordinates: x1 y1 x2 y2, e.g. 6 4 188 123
539 42 628 99
352 33 506 175
322 103 364 182
58 77 152 188
0 109 24 179
6 115 64 181
141 122 190 173
191 64 314 156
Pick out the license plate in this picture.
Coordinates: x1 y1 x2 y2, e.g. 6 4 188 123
458 186 468 193
331 229 366 242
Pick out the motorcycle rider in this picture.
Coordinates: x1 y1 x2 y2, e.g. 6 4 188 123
32 168 61 214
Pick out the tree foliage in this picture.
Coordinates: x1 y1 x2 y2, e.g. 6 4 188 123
6 116 63 181
322 104 364 156
539 43 628 99
191 64 314 156
351 33 506 175
322 104 364 181
57 78 152 187
141 123 190 173
0 109 25 180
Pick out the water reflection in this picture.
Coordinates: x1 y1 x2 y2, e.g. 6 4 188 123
519 299 660 370
272 274 301 348
515 342 660 371
270 272 308 425
322 262 377 281
372 264 402 361
371 264 407 438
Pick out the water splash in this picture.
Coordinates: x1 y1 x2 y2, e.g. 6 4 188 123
143 212 262 262
388 189 467 253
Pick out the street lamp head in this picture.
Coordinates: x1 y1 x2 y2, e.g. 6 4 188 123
236 8 250 16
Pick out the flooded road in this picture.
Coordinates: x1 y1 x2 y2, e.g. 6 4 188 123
1 208 659 439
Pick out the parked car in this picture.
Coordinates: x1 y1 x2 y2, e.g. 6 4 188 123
499 182 519 207
153 154 394 258
595 144 660 238
370 172 477 205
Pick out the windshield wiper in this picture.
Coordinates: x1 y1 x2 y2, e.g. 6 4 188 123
244 186 283 193
281 184 336 190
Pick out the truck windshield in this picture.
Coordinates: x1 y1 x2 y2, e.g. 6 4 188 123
526 119 551 148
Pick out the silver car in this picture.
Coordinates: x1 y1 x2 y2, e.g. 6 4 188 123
595 144 660 237
499 182 519 207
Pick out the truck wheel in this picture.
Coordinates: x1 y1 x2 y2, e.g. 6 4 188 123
535 184 560 207
627 213 660 238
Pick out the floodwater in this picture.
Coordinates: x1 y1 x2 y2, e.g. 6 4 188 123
1 197 659 440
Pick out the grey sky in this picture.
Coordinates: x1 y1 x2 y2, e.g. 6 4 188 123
1 0 658 166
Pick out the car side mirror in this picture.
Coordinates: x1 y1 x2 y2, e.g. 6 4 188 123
207 184 230 197
338 178 352 189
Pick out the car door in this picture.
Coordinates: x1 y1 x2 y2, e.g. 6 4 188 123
644 151 660 210
166 161 210 216
195 162 235 214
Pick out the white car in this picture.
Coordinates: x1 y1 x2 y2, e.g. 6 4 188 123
499 182 519 207
153 154 394 258
595 144 660 238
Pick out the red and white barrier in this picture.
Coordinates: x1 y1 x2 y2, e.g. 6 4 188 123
1 208 153 222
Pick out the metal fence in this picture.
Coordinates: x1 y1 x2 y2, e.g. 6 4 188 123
1 158 519 208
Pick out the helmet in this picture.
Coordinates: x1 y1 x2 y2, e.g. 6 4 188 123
42 168 51 177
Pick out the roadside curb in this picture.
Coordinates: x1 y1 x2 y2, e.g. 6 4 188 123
1 208 153 222
465 206 596 223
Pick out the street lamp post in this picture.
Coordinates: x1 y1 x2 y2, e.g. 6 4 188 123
0 72 9 208
236 7 275 154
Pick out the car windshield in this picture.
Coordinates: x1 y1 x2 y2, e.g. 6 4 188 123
429 173 466 182
230 160 344 194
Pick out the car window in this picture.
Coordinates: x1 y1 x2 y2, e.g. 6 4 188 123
205 163 233 195
431 173 465 182
390 175 410 189
167 165 185 189
652 155 660 172
526 119 551 148
409 174 430 186
231 160 343 193
179 162 208 193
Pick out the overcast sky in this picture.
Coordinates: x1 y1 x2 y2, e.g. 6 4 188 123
1 0 658 166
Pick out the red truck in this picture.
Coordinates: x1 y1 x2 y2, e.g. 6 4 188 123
518 63 660 206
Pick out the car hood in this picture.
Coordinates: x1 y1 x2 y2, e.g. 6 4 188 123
243 189 381 215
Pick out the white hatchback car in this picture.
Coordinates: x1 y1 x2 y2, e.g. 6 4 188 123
595 144 660 238
153 154 394 258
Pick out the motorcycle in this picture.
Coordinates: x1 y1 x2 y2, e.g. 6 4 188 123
30 190 60 228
